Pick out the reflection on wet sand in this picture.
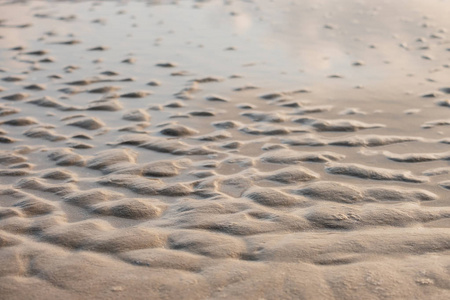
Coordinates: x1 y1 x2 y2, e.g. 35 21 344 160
0 0 450 299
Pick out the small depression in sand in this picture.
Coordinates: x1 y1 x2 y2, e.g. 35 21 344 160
0 0 450 299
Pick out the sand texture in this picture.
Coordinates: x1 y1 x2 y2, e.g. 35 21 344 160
1 0 450 299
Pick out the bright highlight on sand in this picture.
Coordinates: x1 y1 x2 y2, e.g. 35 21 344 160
0 0 450 299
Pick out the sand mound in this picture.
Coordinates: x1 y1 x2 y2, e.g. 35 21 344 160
1 0 450 299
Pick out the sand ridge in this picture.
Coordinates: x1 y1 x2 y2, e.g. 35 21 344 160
1 0 450 299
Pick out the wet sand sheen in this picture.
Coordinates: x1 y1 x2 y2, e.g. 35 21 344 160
0 0 450 299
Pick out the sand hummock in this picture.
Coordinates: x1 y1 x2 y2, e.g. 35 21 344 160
1 0 450 299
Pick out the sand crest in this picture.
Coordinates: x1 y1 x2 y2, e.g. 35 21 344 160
1 0 450 299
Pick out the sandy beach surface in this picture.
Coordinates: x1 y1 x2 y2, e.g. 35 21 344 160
1 0 450 299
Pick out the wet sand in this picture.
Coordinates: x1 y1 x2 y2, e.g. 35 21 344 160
0 0 450 299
